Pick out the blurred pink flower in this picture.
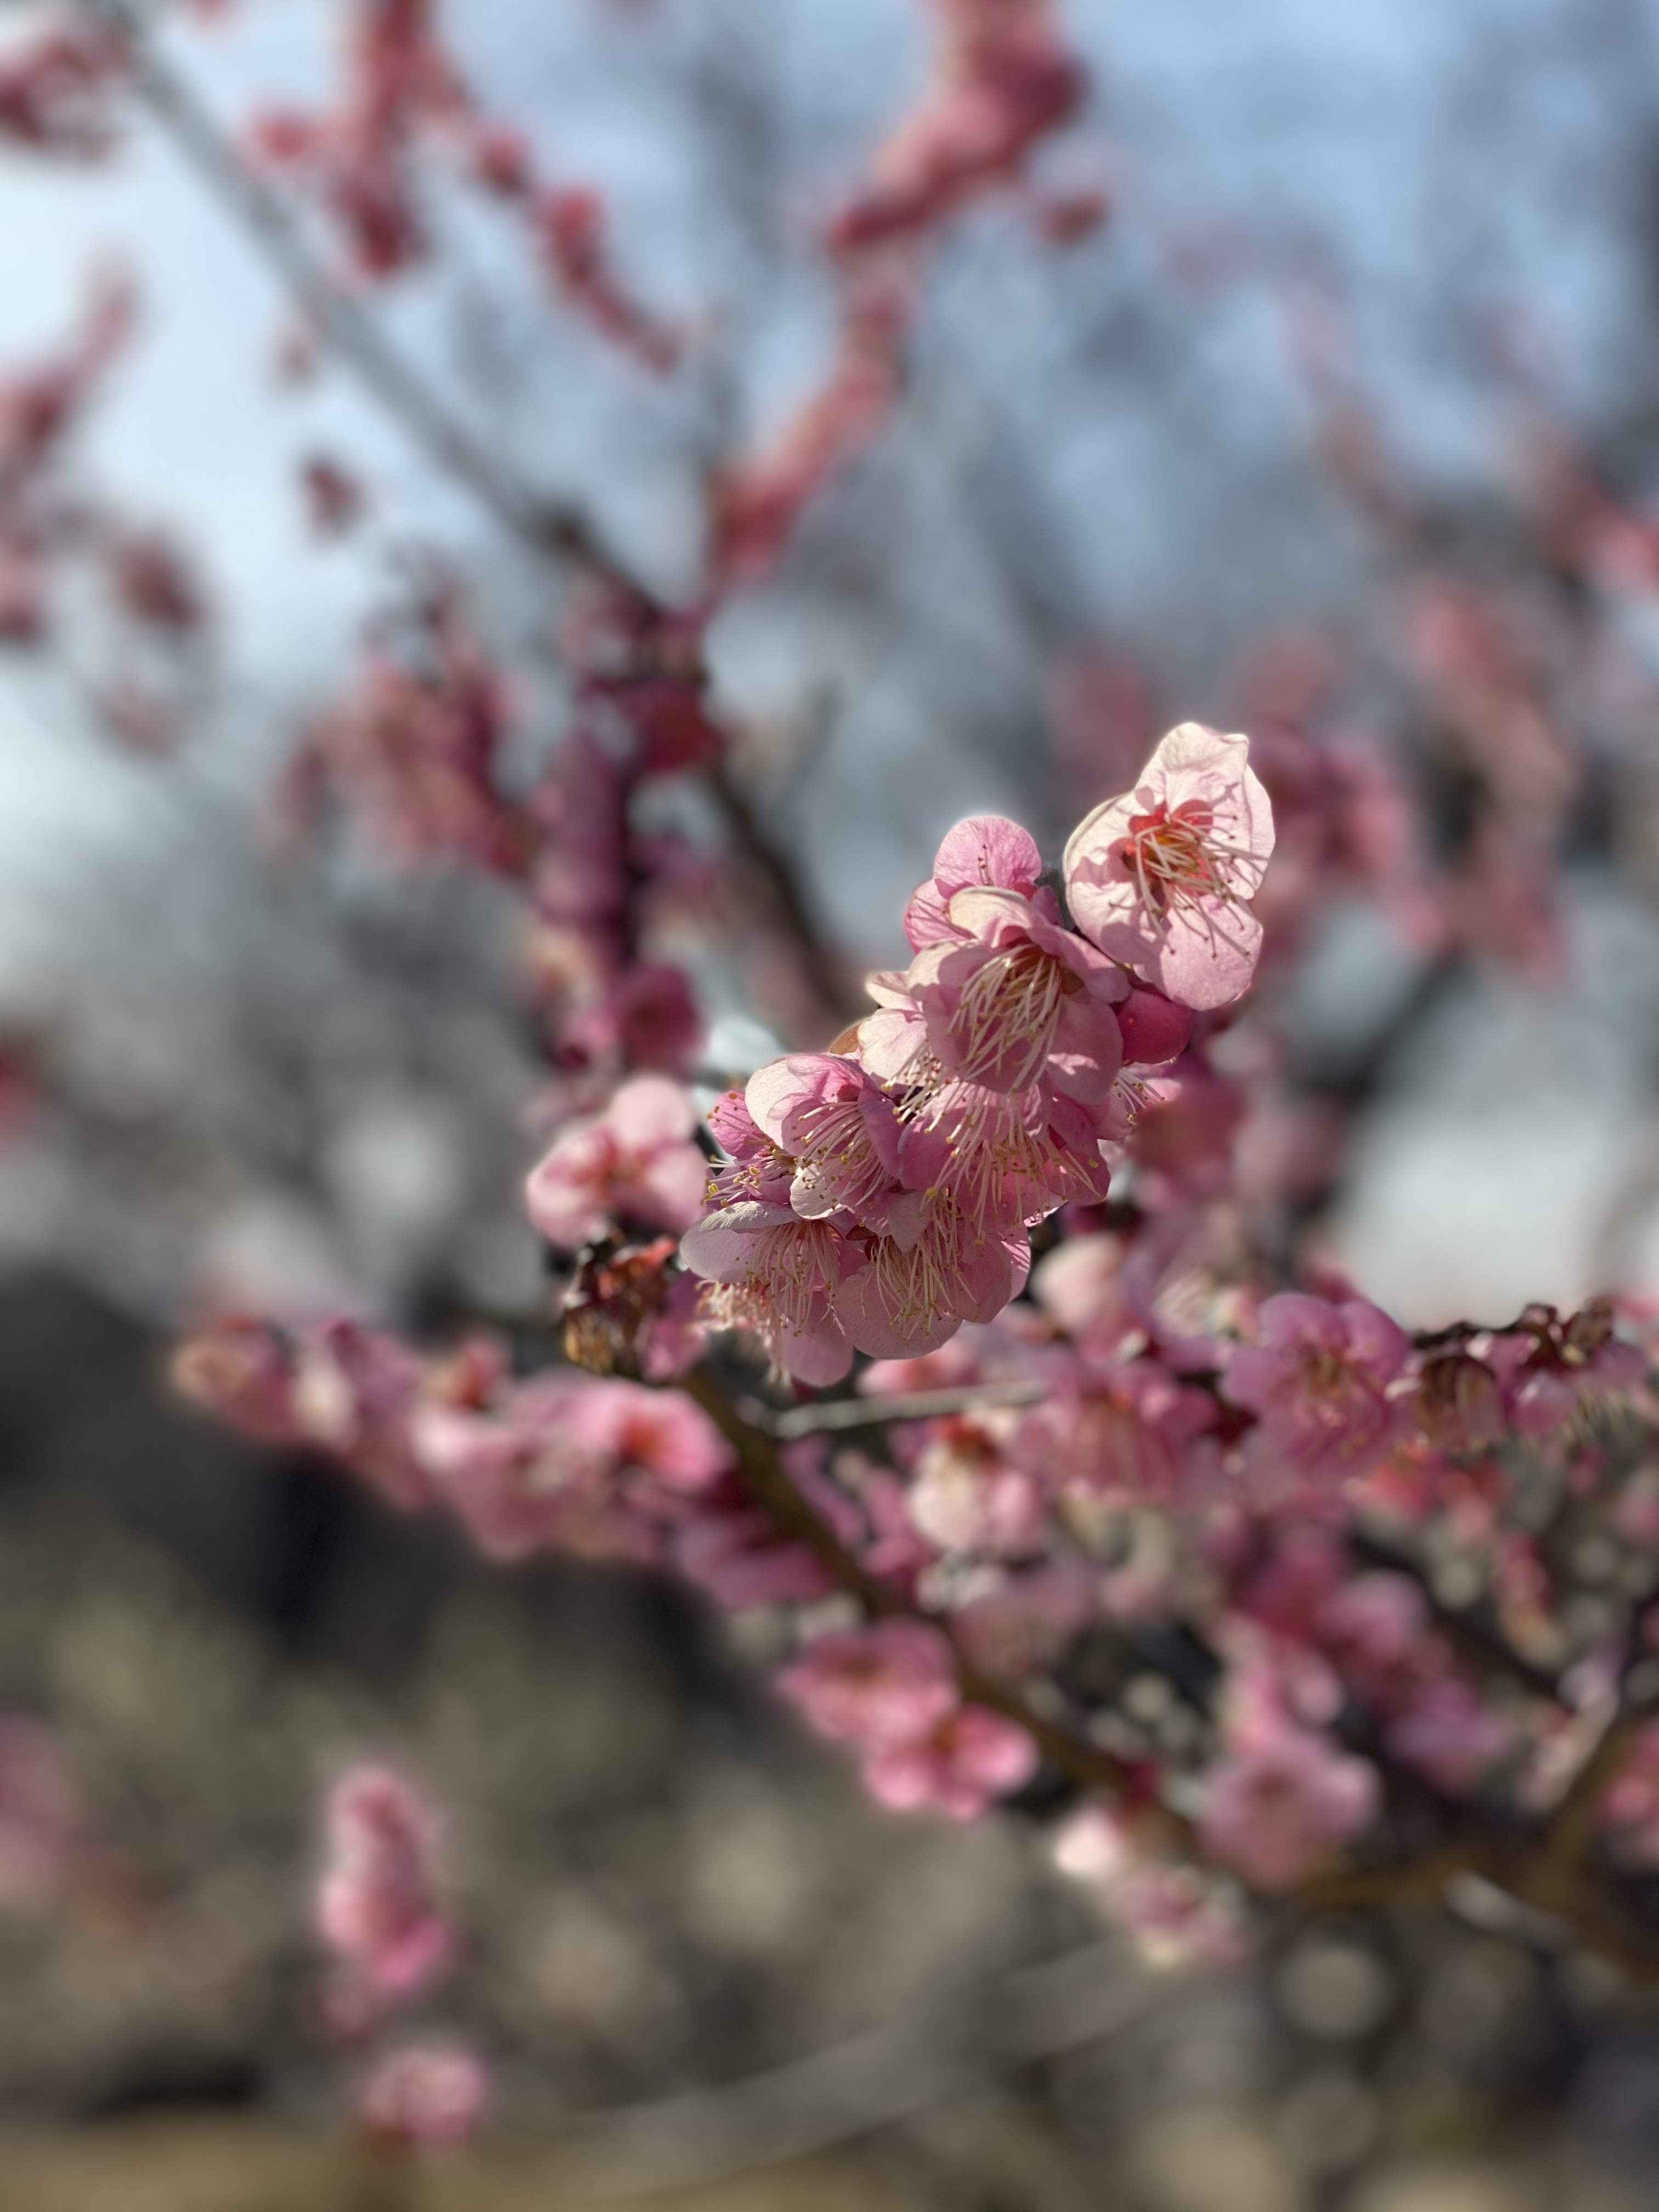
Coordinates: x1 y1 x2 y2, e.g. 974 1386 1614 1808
1198 1725 1377 1891
526 1075 709 1251
777 1620 959 1746
864 1704 1039 1821
357 2041 488 2152
1226 1292 1410 1492
317 1767 454 2020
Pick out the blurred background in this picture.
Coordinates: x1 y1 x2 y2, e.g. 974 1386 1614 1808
7 0 1659 2204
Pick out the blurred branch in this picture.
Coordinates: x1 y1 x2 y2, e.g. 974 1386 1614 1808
555 1941 1199 2198
80 0 625 581
82 0 855 1024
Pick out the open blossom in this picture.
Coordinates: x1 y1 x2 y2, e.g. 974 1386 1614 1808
776 1620 959 1745
1226 1292 1411 1492
526 1074 709 1251
357 2042 488 2152
872 885 1127 1101
316 1767 454 2018
1064 723 1275 1009
745 1053 922 1239
777 1620 1035 1820
682 1204 856 1385
416 1371 730 1562
1198 1723 1378 1891
864 1704 1039 1821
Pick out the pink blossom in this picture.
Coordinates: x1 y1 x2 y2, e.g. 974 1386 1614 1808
864 1705 1039 1821
1385 1679 1514 1792
682 1203 856 1384
0 25 123 160
526 1075 709 1251
1036 1352 1217 1504
1031 1231 1128 1348
745 1052 921 1238
826 0 1085 259
531 186 682 375
316 1766 454 2017
710 277 911 588
281 605 525 873
1198 1725 1378 1891
357 2042 488 2152
417 1372 727 1564
837 1206 1025 1360
1053 1806 1249 1967
673 1492 840 1609
776 1620 959 1746
1064 724 1276 1009
897 885 1127 1101
901 814 1047 950
0 1717 76 1904
706 1087 797 1206
1226 1293 1411 1491
907 1409 1048 1556
896 1078 1116 1235
1486 1300 1647 1436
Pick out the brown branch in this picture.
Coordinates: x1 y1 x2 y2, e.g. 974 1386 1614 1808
680 1366 1166 1814
1542 1689 1659 1876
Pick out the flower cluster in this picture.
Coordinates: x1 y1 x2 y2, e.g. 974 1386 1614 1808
685 724 1273 1381
313 1764 488 2151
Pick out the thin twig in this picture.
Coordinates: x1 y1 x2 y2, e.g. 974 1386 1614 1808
758 1380 1047 1440
85 0 854 1028
83 0 622 578
553 1942 1200 2198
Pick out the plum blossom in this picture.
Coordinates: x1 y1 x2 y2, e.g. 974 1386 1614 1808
1226 1293 1411 1492
776 1620 959 1745
877 884 1127 1101
682 1204 856 1384
0 1717 76 1904
1385 1679 1514 1792
357 2042 489 2151
316 1766 454 2022
1198 1722 1378 1891
778 1620 1036 1820
901 813 1047 949
864 1704 1039 1821
1064 723 1275 1009
745 1052 921 1238
526 1074 709 1251
416 1372 730 1562
1053 1805 1248 1967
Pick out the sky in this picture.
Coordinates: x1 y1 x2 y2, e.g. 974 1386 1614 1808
2 0 1657 1323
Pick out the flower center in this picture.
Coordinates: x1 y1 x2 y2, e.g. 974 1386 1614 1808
951 940 1066 1090
1118 799 1253 926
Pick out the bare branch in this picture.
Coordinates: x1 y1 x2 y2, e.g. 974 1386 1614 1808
759 1379 1047 1440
